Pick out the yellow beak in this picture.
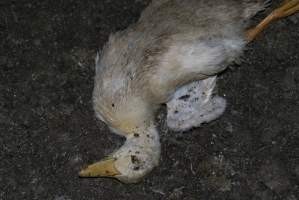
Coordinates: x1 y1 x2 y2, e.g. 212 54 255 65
79 157 120 177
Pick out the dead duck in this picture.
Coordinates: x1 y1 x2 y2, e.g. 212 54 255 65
79 0 299 183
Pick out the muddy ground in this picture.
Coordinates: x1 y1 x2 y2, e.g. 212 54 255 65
1 0 299 199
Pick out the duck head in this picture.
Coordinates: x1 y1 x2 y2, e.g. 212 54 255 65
79 123 160 183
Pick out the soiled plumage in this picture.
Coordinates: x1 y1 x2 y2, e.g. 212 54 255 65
79 0 299 183
93 0 264 130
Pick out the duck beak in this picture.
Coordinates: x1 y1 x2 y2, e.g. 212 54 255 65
79 157 120 177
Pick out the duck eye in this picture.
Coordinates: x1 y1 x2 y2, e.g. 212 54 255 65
130 155 142 171
111 103 115 107
133 133 139 137
131 155 139 164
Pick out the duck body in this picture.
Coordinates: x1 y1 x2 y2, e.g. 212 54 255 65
88 0 267 183
94 0 265 131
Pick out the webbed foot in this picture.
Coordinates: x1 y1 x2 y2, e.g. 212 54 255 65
246 0 299 42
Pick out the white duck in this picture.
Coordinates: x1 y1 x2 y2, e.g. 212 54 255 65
79 0 299 183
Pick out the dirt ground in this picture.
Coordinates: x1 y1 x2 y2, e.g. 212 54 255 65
1 0 299 199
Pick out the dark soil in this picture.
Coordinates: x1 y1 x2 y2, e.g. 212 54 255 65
1 1 298 199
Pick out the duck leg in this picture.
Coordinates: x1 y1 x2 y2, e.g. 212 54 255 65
246 0 299 42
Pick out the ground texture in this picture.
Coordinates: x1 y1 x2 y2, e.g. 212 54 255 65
1 0 299 199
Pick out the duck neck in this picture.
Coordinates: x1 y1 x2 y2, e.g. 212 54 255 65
126 123 160 152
